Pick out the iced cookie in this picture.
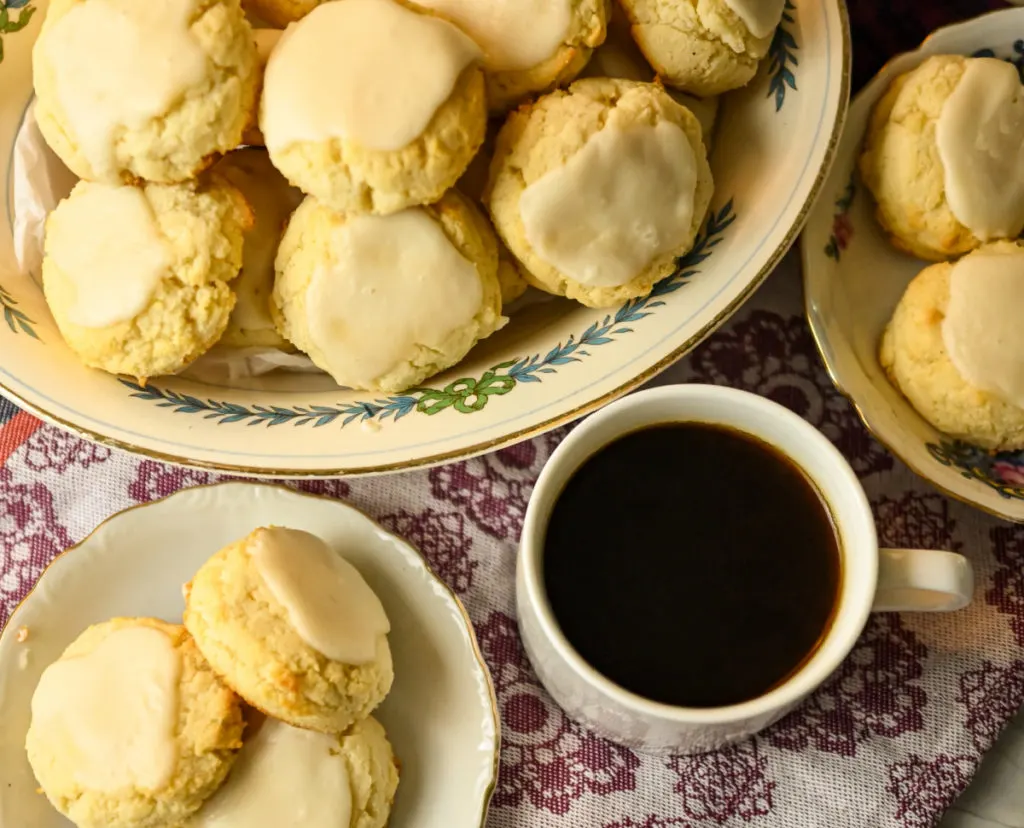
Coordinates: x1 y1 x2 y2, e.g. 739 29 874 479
185 716 399 828
261 0 486 215
33 0 258 184
185 527 394 734
42 178 250 380
860 55 1024 261
272 190 505 392
619 0 785 96
215 150 302 349
25 618 245 828
880 241 1024 450
487 78 713 309
410 0 609 112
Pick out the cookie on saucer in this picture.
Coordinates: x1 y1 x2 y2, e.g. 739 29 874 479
184 527 394 734
43 178 250 380
880 240 1024 450
261 0 486 215
26 618 244 828
487 78 713 309
860 55 1024 261
33 0 258 184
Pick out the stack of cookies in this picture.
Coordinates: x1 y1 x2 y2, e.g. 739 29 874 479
25 526 400 828
31 0 790 394
860 55 1024 450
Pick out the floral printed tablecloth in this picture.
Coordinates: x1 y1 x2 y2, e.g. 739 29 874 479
2 3 1018 826
3 250 1024 828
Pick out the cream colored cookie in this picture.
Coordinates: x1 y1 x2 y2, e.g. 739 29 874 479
410 0 609 113
26 618 244 828
273 190 505 392
184 527 394 734
619 0 784 96
33 0 258 184
43 178 250 380
215 149 302 349
261 0 487 215
880 242 1024 450
860 55 1024 261
457 126 529 305
184 716 399 828
487 77 713 308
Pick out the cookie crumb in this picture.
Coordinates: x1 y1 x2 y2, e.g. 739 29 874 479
16 626 29 643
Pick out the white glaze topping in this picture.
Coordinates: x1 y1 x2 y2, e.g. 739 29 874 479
305 209 484 388
943 246 1024 407
936 58 1024 240
47 183 171 328
188 718 351 828
30 626 182 792
412 0 571 72
218 153 302 337
721 0 787 39
250 527 390 664
261 0 480 152
519 115 698 287
41 0 208 180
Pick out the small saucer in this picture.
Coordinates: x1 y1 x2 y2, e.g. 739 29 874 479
0 482 499 828
801 7 1024 522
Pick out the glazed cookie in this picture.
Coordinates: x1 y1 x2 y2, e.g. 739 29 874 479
186 716 399 828
43 178 250 380
410 0 609 113
215 149 303 349
273 190 505 392
487 78 713 309
33 0 258 184
26 618 245 828
880 241 1024 450
184 527 394 734
261 0 486 215
860 55 1024 261
619 0 785 96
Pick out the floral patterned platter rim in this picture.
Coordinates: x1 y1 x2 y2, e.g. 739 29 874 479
0 0 849 476
0 481 501 828
801 6 1024 522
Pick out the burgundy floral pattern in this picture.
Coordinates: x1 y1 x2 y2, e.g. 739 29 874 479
0 469 71 627
667 741 775 824
290 479 352 500
687 311 893 476
606 818 692 828
987 525 1024 647
378 508 477 594
873 492 961 554
127 461 219 503
21 427 111 473
957 661 1024 752
887 755 977 828
476 611 639 815
769 614 928 756
429 428 568 540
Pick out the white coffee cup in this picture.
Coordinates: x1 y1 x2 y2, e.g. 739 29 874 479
516 385 973 755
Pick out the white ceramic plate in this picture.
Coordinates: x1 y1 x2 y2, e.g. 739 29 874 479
0 0 848 475
0 482 500 828
802 7 1024 522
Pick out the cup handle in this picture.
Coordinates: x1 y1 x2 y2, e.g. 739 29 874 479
872 548 974 612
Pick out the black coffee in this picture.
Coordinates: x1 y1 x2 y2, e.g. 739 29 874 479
542 422 841 708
